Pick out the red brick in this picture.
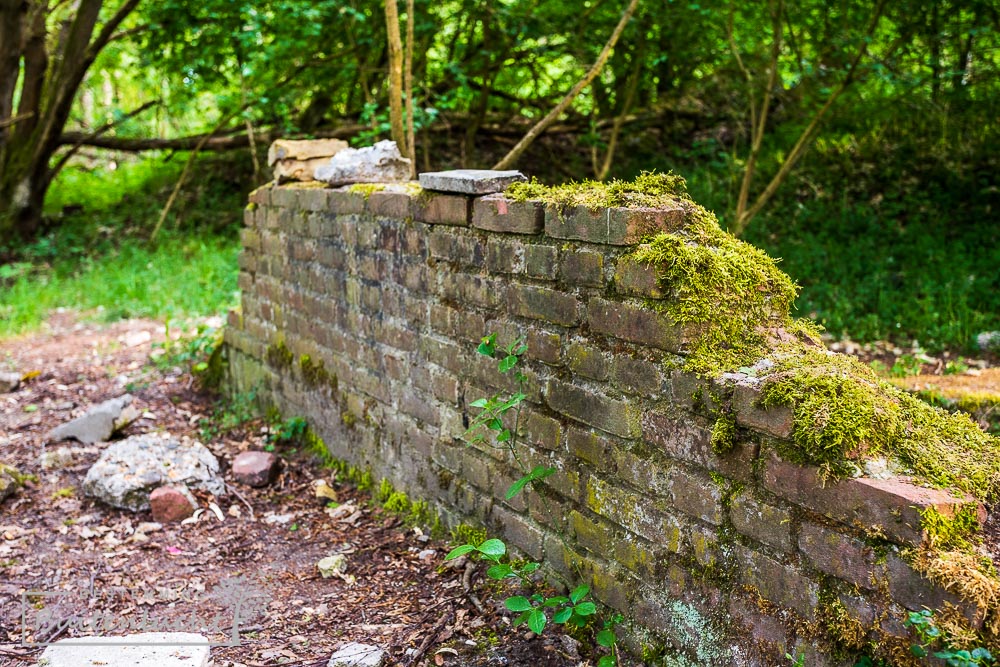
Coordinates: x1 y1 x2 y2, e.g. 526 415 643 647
732 383 793 439
559 250 604 287
730 491 793 552
544 204 607 243
607 204 687 245
248 184 272 205
326 188 367 215
614 254 665 298
366 190 412 219
472 195 543 234
414 192 471 225
587 297 689 351
524 244 558 278
507 285 579 326
732 543 819 618
799 522 878 589
762 451 981 545
642 410 757 481
669 467 723 525
547 379 639 438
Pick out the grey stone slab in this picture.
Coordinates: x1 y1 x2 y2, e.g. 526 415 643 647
48 394 138 444
418 169 526 195
39 633 210 667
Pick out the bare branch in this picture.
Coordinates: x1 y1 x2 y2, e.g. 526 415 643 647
493 0 641 171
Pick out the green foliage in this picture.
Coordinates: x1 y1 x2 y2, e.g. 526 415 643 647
152 321 223 386
198 388 260 441
448 333 622 665
890 354 923 378
1 155 243 336
267 416 308 450
906 610 994 667
710 414 736 455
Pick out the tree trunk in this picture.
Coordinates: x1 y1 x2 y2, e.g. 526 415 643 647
383 0 407 155
0 0 143 240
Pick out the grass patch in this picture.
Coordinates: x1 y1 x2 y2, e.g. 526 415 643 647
0 153 248 336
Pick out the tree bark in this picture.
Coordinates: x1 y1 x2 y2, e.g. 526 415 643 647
383 0 407 155
0 0 143 240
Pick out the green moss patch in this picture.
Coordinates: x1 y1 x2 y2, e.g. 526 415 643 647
631 205 813 375
506 171 689 209
759 347 1000 501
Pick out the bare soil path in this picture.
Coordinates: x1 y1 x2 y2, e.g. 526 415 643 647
0 316 586 667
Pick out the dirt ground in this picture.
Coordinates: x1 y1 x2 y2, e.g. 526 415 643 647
0 315 592 667
2 316 998 667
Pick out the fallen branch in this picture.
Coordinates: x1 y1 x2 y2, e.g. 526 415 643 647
492 0 640 170
224 482 257 521
406 611 453 666
462 560 486 615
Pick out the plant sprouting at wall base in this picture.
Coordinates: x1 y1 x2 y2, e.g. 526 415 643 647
905 610 994 667
445 333 621 667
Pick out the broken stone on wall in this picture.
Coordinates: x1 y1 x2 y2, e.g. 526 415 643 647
267 138 349 183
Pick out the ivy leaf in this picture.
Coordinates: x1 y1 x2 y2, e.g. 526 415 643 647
444 544 475 560
526 609 546 635
505 466 555 500
505 596 532 612
478 334 497 357
498 354 519 373
476 538 506 558
553 608 572 624
569 584 590 604
486 564 514 580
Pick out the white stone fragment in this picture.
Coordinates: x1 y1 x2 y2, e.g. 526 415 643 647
38 633 210 667
327 642 386 667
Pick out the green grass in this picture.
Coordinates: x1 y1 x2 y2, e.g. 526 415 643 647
0 153 248 336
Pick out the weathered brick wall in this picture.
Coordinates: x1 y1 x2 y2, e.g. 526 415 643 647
225 181 981 666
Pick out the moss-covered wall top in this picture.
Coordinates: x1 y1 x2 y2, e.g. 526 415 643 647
225 171 1000 666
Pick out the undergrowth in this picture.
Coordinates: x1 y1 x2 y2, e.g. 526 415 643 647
0 154 246 336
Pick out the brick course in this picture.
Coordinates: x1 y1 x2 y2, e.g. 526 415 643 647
227 180 991 666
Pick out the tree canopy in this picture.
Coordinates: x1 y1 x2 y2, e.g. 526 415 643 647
2 0 998 237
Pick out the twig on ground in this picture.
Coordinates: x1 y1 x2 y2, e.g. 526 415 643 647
224 482 256 521
407 611 453 666
462 561 486 615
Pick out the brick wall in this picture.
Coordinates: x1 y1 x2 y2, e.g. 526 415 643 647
225 181 982 666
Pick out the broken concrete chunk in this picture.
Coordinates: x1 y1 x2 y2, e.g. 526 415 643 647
48 394 138 444
39 633 210 667
327 642 386 667
314 140 412 186
83 433 223 511
419 169 526 195
268 138 349 165
0 371 20 393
